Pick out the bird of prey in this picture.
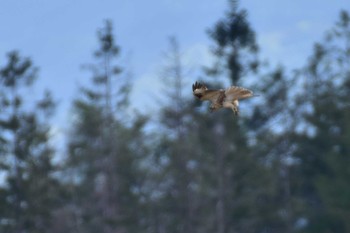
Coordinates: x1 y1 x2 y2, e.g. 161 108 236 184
192 81 255 115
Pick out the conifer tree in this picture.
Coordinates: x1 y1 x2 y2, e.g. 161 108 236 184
203 1 275 232
292 10 350 233
64 20 147 233
149 37 204 233
0 51 60 233
207 0 258 85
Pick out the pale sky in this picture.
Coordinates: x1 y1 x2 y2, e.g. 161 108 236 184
1 0 349 145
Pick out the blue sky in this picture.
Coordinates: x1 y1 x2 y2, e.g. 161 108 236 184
1 0 349 144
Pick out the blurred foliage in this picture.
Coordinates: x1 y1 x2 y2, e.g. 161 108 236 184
0 2 350 233
0 51 62 233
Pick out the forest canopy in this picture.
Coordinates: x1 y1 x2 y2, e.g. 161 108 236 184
0 1 350 233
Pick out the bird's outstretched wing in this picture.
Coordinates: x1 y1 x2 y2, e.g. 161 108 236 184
192 81 206 92
202 90 224 103
224 86 254 101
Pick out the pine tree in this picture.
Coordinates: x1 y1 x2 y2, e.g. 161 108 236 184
207 0 258 85
200 1 275 232
0 51 60 233
64 20 147 233
148 37 205 233
247 66 307 233
292 10 350 233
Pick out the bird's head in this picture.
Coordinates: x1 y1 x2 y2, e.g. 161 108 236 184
192 81 207 99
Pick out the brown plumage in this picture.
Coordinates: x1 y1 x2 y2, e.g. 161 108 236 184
192 81 255 115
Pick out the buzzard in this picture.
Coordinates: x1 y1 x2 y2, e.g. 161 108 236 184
192 81 255 115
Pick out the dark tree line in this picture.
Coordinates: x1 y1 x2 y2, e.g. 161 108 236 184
1 1 350 233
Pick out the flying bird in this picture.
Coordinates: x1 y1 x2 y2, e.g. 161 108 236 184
192 81 255 115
